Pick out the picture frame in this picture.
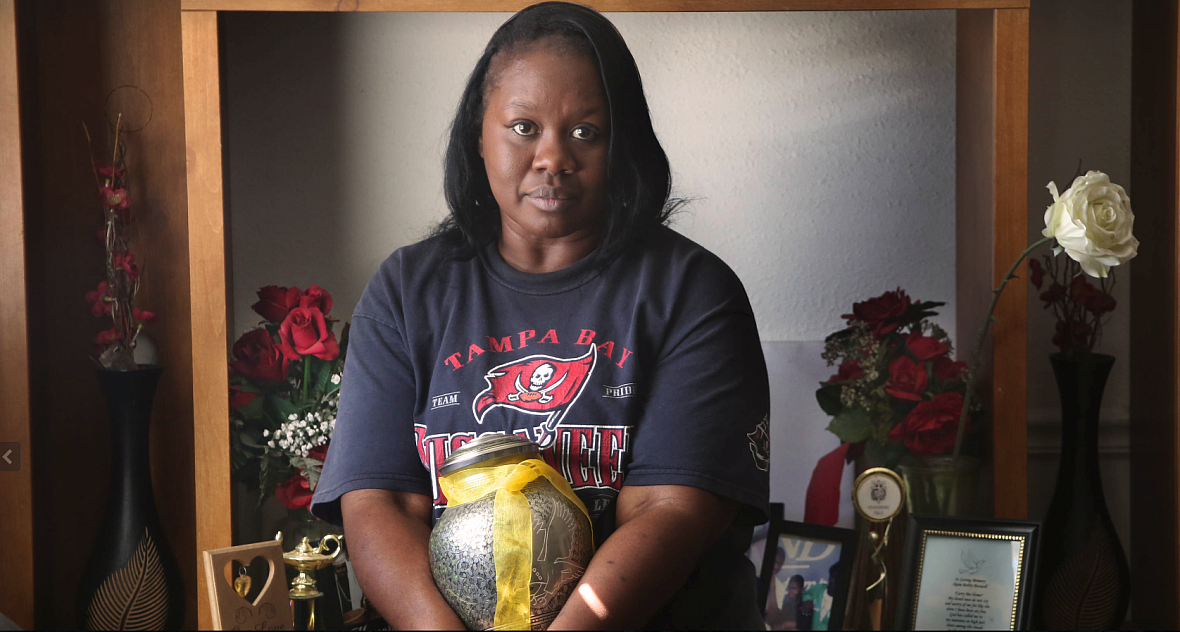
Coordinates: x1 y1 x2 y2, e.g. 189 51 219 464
895 515 1040 631
747 502 785 590
757 517 858 631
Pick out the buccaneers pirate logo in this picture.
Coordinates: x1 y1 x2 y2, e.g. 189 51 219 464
473 345 597 446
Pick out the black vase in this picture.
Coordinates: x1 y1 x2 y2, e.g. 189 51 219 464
1035 353 1130 630
77 366 185 630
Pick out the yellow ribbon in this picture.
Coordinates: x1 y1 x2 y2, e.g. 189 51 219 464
439 458 593 630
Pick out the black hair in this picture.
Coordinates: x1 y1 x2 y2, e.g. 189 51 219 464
435 1 681 267
788 574 805 588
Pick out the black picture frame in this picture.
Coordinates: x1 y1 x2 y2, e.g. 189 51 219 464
749 502 785 591
895 515 1040 631
757 517 858 631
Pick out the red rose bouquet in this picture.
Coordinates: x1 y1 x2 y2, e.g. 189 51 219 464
85 116 157 369
804 289 976 525
229 284 349 511
815 289 975 465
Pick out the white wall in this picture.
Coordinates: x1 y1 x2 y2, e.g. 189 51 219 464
224 10 957 527
224 10 957 343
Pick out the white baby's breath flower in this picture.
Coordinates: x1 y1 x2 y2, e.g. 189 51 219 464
267 440 275 448
331 374 341 385
288 413 298 421
262 429 270 437
1043 171 1138 277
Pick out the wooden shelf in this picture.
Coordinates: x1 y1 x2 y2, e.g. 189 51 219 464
180 5 1029 627
0 1 1031 628
1130 0 1180 627
182 0 1028 11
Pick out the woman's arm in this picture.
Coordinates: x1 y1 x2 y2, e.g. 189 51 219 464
340 488 465 630
548 484 739 630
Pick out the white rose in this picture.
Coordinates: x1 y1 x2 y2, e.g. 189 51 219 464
1042 170 1139 277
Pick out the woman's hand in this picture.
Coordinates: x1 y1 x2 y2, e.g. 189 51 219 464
548 484 738 630
340 489 466 630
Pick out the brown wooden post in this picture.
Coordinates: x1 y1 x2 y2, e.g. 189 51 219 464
182 10 233 630
0 0 34 628
1130 0 1180 627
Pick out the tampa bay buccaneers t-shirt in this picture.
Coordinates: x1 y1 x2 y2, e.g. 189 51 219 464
311 224 771 628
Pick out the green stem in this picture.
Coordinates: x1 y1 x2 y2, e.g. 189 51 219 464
302 356 311 401
952 235 1055 461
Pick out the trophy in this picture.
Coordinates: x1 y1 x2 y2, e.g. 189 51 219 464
277 531 344 630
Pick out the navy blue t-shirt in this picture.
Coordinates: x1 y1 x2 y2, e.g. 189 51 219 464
311 225 771 628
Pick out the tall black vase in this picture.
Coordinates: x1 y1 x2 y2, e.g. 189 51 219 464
1034 353 1130 630
77 366 185 630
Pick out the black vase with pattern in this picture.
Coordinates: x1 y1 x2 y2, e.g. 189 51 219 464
1034 353 1130 630
77 366 185 630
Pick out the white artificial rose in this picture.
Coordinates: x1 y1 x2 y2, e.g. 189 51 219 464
1042 170 1139 277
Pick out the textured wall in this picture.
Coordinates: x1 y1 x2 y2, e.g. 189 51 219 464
223 10 957 343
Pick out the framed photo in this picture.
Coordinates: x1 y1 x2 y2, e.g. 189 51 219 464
895 515 1040 631
757 518 858 631
746 503 785 587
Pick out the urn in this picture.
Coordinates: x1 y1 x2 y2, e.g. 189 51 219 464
428 434 593 630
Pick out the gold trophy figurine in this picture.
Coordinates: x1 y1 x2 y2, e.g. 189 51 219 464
276 531 344 630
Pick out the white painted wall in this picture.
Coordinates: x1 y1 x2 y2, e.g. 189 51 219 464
223 10 956 527
224 10 957 345
224 5 1136 549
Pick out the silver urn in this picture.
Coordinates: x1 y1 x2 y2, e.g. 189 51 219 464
428 435 593 630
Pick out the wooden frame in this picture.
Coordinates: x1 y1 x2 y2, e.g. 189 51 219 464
179 1 1029 627
1130 0 1180 627
0 0 33 629
894 515 1039 630
758 517 858 631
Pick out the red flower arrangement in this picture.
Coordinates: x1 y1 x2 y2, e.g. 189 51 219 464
1028 254 1118 354
816 289 974 462
84 116 157 369
228 284 349 511
805 289 975 525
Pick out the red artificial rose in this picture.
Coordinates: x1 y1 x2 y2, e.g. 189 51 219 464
889 392 970 455
113 251 139 281
229 328 289 382
906 330 948 362
85 281 112 317
885 356 928 402
100 185 130 210
300 285 333 316
1085 291 1117 315
97 164 125 179
826 360 864 385
1040 283 1065 306
1028 258 1044 290
94 327 123 346
279 307 340 361
842 288 912 336
132 307 158 324
1070 276 1097 306
1052 320 1092 352
307 444 328 462
275 473 313 511
252 285 302 323
229 385 259 410
932 356 968 383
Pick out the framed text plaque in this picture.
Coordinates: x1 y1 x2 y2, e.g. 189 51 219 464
895 515 1040 631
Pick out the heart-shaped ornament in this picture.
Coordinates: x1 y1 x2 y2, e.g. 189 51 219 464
223 556 273 606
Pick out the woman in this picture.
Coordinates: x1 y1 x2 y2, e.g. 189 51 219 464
310 3 770 629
